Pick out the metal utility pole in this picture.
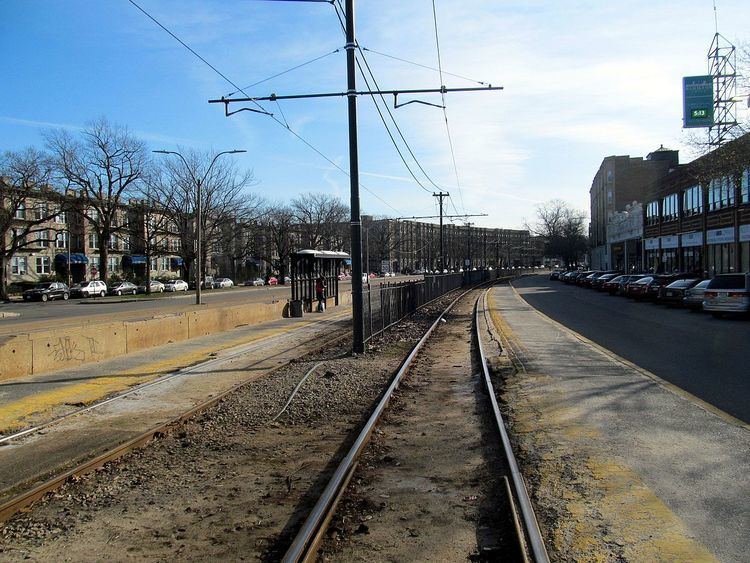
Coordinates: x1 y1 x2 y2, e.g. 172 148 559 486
209 2 502 354
345 0 365 353
433 191 448 272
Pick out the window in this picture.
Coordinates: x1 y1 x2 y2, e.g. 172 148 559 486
161 257 170 271
682 185 703 216
11 257 27 275
646 201 660 226
122 236 131 251
108 256 120 273
53 210 67 224
12 228 26 245
88 232 99 249
109 235 119 250
15 202 26 219
36 256 51 274
742 167 749 204
151 258 158 271
36 229 49 248
661 193 679 222
708 176 735 211
33 203 47 220
55 231 69 249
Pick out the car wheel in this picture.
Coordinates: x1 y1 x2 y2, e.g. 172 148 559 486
100 290 106 298
63 293 69 300
41 293 48 302
117 290 122 296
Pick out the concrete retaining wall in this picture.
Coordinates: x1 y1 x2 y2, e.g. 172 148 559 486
0 299 292 382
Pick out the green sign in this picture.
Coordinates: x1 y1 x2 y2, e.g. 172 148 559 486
683 75 713 128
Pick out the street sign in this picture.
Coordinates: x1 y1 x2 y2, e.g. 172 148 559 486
683 76 713 128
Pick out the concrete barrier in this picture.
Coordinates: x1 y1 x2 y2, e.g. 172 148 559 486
0 297 336 382
30 323 128 374
0 335 33 380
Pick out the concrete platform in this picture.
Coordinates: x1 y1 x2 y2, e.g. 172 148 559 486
0 307 350 505
489 285 748 563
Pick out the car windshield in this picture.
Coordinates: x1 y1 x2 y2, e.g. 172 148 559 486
694 280 711 289
667 279 696 288
610 276 624 283
635 277 653 285
79 281 91 287
35 283 53 289
707 274 747 289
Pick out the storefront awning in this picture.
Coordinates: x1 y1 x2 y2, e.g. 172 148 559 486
54 253 89 264
122 255 147 267
171 257 184 267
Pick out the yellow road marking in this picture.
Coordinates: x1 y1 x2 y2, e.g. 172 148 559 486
0 314 347 433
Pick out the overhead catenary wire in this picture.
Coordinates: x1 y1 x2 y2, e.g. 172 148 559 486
431 0 466 215
126 0 401 214
361 47 488 86
225 48 341 98
332 0 448 195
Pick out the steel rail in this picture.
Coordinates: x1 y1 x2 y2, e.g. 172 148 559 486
0 320 353 524
476 288 549 562
281 276 515 563
0 312 351 446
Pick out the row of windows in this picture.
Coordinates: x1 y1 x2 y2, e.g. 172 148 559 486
11 256 51 275
647 168 750 222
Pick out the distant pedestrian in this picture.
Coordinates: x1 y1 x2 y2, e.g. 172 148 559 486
315 276 325 312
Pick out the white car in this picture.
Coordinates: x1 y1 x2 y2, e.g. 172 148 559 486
138 280 165 293
164 279 188 292
71 280 107 298
250 278 265 286
213 278 234 288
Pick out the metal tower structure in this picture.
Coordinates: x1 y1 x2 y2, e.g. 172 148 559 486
707 32 738 147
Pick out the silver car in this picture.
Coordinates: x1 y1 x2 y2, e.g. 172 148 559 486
682 279 711 311
702 273 750 316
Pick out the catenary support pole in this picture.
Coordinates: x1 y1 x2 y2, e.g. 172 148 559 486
346 0 365 354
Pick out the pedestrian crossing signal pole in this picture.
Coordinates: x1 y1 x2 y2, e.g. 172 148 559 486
345 0 366 354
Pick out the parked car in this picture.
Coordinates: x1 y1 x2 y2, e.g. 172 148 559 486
702 273 750 317
138 280 165 294
248 278 265 286
267 277 278 286
164 279 188 292
616 274 647 296
108 281 138 296
71 280 107 298
683 280 711 311
549 270 561 280
284 276 292 283
23 282 70 302
213 277 234 288
645 275 679 301
591 272 621 290
659 278 702 307
625 276 653 299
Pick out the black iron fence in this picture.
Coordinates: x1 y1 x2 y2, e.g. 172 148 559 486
362 268 532 343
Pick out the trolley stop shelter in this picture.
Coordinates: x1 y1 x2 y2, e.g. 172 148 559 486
290 250 349 312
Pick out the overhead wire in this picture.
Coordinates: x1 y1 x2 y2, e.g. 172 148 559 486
360 47 487 86
333 0 448 196
431 0 465 215
126 0 400 214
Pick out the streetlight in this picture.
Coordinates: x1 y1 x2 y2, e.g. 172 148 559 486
153 149 246 305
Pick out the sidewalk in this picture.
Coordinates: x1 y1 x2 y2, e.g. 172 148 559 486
489 285 748 563
0 306 350 506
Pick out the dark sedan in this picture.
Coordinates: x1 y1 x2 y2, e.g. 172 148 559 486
22 282 70 302
626 276 654 299
659 278 703 306
592 272 621 290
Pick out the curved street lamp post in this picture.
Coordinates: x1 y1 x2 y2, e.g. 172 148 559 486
153 149 246 305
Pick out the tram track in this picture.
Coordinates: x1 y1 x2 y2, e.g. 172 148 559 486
0 279 545 562
283 285 548 562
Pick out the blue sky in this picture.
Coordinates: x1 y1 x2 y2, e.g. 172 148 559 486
1 0 749 228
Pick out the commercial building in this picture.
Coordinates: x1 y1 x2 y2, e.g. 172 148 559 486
642 133 750 275
589 148 679 270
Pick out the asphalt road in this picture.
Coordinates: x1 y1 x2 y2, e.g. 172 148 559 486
512 275 750 424
0 276 423 333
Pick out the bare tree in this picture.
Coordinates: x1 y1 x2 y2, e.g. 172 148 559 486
290 192 349 250
259 204 295 283
0 148 62 299
526 199 588 267
364 216 406 273
46 118 148 283
153 149 257 285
